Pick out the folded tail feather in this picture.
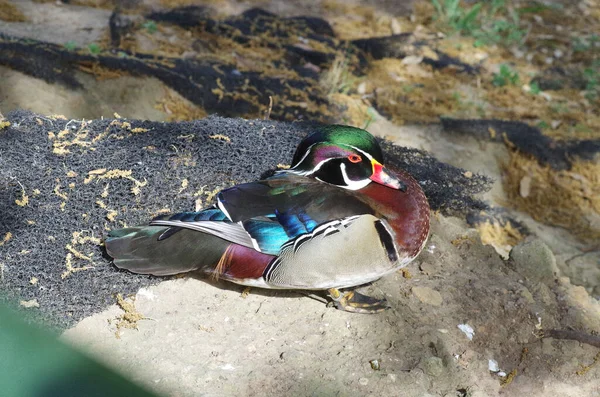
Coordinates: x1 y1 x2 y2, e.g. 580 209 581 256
105 226 229 276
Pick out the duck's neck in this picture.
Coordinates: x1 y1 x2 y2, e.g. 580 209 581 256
360 171 430 257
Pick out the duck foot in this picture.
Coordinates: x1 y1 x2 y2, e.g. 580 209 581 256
327 288 389 314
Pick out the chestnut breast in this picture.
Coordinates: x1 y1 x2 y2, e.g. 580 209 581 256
360 168 430 257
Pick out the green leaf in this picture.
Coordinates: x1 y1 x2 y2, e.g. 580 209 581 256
445 0 461 20
493 64 520 87
431 0 443 16
461 3 482 31
142 20 158 34
87 43 101 55
537 121 549 129
64 41 77 51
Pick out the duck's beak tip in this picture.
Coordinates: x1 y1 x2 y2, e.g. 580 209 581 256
370 162 407 191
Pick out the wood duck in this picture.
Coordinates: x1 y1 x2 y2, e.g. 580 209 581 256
105 125 430 313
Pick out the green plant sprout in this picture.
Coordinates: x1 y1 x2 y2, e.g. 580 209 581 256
88 43 101 55
142 21 158 34
493 64 520 87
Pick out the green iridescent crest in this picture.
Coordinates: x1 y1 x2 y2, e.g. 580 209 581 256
291 125 384 167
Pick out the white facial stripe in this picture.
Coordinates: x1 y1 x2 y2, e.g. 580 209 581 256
348 145 374 161
340 163 371 190
290 142 317 170
287 157 334 176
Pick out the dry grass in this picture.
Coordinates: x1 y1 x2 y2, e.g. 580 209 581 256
155 89 208 121
323 0 410 40
78 62 129 81
113 293 146 339
159 0 232 7
502 150 600 242
0 0 26 22
320 54 357 96
364 58 468 125
477 219 524 259
328 93 373 128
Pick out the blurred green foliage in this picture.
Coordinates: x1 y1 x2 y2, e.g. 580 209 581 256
0 303 159 397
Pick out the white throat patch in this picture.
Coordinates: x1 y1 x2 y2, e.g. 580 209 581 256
339 163 371 190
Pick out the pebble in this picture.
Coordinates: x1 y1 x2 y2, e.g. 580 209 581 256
421 356 444 377
419 262 436 275
20 299 40 308
519 175 532 198
412 286 443 306
510 239 559 285
390 18 402 34
359 377 369 386
369 359 380 370
519 288 535 304
357 82 367 95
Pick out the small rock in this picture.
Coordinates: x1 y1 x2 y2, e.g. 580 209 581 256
358 377 369 386
401 55 424 65
458 323 475 340
419 262 436 275
369 359 380 370
357 82 367 95
585 211 600 231
570 285 593 307
181 51 198 59
412 286 443 306
510 239 559 285
390 18 402 34
20 299 39 308
519 288 535 304
532 282 555 305
519 175 532 198
421 356 444 377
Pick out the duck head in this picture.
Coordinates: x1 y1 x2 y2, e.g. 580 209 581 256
287 125 406 192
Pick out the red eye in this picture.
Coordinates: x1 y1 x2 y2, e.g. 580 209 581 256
347 154 362 163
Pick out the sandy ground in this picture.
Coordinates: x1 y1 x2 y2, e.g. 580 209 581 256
62 214 600 397
1 0 599 396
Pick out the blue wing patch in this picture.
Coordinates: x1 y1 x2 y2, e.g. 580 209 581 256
152 207 319 256
275 210 318 237
242 220 290 255
242 211 318 255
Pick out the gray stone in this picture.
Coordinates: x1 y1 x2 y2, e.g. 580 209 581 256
421 356 444 377
412 286 443 306
519 288 535 304
510 239 560 285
